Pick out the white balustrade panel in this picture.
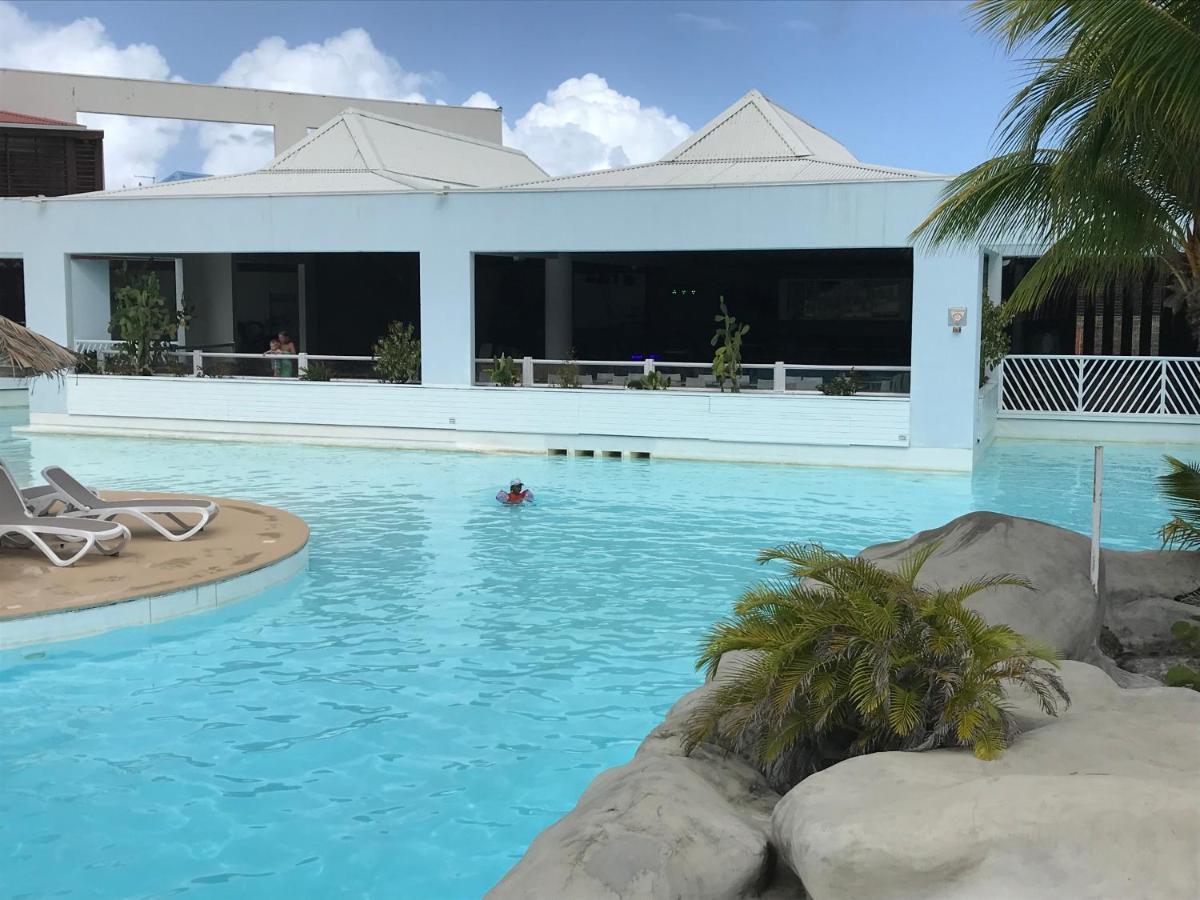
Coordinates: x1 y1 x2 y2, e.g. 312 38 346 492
65 376 911 448
1000 355 1200 417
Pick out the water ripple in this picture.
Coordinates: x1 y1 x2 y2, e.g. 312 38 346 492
0 408 1183 898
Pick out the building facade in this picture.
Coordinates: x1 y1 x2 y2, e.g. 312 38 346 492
2 87 1193 465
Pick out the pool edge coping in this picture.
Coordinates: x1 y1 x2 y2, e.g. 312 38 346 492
0 541 309 650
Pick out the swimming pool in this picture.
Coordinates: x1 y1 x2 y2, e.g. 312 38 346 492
0 408 1186 898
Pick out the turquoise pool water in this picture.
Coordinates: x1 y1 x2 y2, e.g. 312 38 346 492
0 408 1187 898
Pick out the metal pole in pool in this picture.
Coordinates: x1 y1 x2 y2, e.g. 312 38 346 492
1091 445 1103 595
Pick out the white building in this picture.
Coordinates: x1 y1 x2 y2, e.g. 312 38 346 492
2 88 1196 467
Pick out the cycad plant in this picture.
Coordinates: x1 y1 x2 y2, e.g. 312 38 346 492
1159 456 1200 550
711 296 749 393
912 0 1200 327
685 542 1069 790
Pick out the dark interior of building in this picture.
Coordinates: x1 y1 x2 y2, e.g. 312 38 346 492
475 249 914 365
232 252 420 355
1002 256 1198 357
0 259 24 324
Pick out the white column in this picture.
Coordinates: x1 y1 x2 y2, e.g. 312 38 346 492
986 250 1003 307
544 254 572 359
909 249 984 454
25 249 71 415
419 245 474 385
297 261 307 353
68 256 111 344
174 257 186 345
181 254 234 349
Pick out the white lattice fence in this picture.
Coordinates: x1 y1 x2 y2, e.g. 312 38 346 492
1000 355 1200 417
1165 357 1200 415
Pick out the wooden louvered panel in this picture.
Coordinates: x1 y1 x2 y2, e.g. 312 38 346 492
0 127 104 197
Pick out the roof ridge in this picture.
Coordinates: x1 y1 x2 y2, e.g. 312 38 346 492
505 152 932 189
346 107 545 171
739 94 811 157
342 113 384 169
765 96 852 157
266 115 349 170
662 90 812 163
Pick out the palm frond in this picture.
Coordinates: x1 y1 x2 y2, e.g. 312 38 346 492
1158 456 1200 549
688 537 1069 791
912 0 1200 314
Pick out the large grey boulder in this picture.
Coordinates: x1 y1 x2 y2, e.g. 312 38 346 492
861 512 1101 659
772 661 1200 900
1103 548 1200 653
487 679 804 900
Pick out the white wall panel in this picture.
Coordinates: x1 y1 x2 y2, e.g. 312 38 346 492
66 378 910 448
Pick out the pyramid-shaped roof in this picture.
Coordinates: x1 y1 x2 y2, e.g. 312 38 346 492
662 90 858 164
267 109 547 186
506 89 939 191
83 108 547 199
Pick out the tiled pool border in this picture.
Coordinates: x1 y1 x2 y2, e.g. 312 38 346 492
0 542 309 650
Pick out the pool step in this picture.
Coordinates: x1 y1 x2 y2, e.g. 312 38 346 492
547 448 652 460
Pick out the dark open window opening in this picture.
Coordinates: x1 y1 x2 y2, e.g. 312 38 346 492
474 249 913 365
1002 256 1197 357
0 259 25 325
232 252 420 355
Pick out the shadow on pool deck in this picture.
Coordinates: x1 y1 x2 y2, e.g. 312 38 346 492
0 492 309 619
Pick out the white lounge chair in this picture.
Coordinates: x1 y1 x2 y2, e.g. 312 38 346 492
41 466 219 542
0 466 130 567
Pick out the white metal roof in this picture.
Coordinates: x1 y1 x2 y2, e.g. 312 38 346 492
506 89 940 191
81 108 547 199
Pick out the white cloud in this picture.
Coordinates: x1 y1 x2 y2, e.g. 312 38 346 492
200 28 433 175
0 0 184 188
0 4 689 186
463 91 500 110
503 74 691 176
675 12 739 32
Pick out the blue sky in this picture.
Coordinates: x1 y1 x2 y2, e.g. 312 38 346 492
2 0 1025 186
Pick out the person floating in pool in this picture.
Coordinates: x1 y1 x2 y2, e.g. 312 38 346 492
497 479 533 505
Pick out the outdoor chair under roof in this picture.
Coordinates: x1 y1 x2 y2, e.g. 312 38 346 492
40 466 219 542
0 466 130 567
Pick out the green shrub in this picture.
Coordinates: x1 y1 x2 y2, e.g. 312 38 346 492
108 272 188 375
1159 456 1200 550
555 348 581 388
684 542 1069 790
1164 620 1200 692
627 369 670 390
300 361 332 382
486 353 519 386
1165 665 1200 691
819 371 862 396
373 321 421 384
711 296 749 393
979 294 1014 387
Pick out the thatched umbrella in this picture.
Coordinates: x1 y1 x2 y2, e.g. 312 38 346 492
0 316 78 378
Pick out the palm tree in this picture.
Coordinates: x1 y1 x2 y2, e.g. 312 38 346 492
684 542 1068 791
911 0 1200 330
1159 455 1200 549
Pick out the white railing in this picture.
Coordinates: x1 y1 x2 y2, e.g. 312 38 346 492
999 354 1200 417
472 357 911 395
71 341 912 395
75 341 377 379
